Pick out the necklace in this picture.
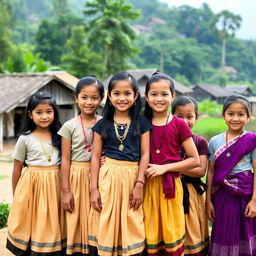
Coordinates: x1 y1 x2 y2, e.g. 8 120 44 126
116 123 128 130
80 115 97 152
114 120 131 151
152 112 171 154
225 130 244 157
35 130 54 162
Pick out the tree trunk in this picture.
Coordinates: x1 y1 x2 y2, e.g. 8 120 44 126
103 44 109 79
220 39 226 85
160 49 164 73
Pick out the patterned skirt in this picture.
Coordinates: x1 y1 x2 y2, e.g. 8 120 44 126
7 165 66 255
88 157 146 256
143 175 185 256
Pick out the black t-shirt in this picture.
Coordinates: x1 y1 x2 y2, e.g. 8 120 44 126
93 116 151 161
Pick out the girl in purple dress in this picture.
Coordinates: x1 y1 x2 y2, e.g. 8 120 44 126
206 94 256 256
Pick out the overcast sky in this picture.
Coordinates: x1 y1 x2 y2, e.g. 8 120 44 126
159 0 255 40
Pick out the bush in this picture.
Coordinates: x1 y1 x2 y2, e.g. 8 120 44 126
198 99 222 115
0 202 10 228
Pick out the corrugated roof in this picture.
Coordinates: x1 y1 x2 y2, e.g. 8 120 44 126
194 84 232 98
103 69 192 95
0 72 79 114
225 84 252 95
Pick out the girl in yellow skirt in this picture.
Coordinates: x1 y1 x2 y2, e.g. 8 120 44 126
172 96 209 256
89 72 151 256
58 75 105 256
6 91 65 255
143 73 200 256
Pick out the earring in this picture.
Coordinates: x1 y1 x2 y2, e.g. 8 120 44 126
134 102 136 106
109 102 112 106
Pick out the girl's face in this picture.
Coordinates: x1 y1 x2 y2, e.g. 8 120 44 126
223 102 249 134
173 103 197 129
146 79 175 114
29 103 54 129
108 80 138 115
76 84 101 116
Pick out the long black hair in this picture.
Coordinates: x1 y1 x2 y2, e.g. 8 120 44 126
22 91 61 151
144 72 175 120
101 71 142 139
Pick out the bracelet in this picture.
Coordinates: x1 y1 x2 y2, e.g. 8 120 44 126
135 180 145 186
61 188 70 192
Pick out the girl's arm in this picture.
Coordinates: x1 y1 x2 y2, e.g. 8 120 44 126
145 137 200 179
61 137 74 213
181 154 208 177
130 131 150 210
206 160 215 221
244 159 256 218
90 132 103 212
12 159 24 195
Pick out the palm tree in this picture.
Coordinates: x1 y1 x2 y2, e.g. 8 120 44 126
209 10 242 85
84 0 140 78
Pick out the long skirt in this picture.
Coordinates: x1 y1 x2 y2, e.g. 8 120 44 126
65 161 91 256
184 184 209 256
143 175 185 256
88 157 146 256
6 165 65 256
209 186 256 256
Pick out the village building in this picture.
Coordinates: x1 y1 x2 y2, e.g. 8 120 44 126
225 84 253 97
0 71 79 152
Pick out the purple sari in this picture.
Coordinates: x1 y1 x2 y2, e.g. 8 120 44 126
209 132 256 256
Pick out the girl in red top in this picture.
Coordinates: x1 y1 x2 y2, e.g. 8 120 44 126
143 72 200 256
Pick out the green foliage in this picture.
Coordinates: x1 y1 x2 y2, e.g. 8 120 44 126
192 117 227 137
61 26 104 78
0 202 10 229
198 99 222 115
84 0 140 77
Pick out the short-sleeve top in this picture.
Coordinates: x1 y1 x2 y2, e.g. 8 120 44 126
208 132 256 175
150 115 192 164
93 116 151 161
58 116 100 162
12 133 60 166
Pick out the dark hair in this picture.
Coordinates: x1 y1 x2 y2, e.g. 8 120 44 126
222 94 251 117
22 91 61 151
101 71 142 139
144 72 175 119
171 96 198 119
75 75 104 100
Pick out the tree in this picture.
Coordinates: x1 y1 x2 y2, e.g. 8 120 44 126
61 26 104 78
84 0 140 77
209 10 242 85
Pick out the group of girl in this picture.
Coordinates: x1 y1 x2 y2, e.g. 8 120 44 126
6 71 256 256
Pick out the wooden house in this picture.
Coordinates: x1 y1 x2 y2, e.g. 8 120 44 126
0 71 79 152
191 84 232 104
225 84 253 97
103 69 192 98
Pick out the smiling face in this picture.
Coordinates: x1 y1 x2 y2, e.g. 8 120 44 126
29 103 54 129
223 102 250 135
146 79 175 115
76 84 101 116
108 80 138 115
173 103 197 129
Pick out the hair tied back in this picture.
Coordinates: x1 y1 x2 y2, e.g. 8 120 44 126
152 71 160 76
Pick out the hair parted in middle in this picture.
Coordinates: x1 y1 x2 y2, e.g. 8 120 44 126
101 71 142 139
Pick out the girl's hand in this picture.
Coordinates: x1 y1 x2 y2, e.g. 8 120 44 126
62 191 74 213
145 164 167 179
100 155 106 166
245 199 256 218
90 188 102 212
206 201 215 221
129 183 144 210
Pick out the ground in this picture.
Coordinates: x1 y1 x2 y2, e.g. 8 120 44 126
0 140 15 256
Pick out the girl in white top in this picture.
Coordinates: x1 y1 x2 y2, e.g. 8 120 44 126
58 75 104 256
7 91 64 256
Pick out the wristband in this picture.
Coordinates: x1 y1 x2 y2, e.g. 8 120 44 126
135 180 145 186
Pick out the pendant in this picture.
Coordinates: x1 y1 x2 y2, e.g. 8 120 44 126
156 149 160 154
48 156 51 162
119 144 124 151
226 152 231 157
87 146 92 152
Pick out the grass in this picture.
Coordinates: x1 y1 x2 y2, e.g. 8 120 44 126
0 155 13 162
0 176 7 180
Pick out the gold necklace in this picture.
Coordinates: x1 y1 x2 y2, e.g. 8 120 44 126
114 120 131 151
35 130 54 162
